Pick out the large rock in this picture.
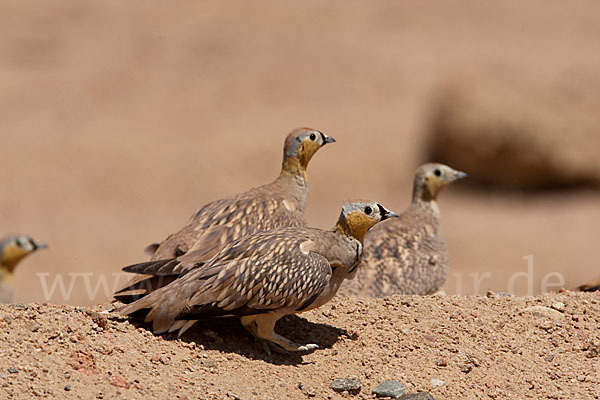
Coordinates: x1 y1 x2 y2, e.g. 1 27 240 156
427 77 600 189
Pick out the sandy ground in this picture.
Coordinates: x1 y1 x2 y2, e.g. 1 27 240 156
1 4 599 398
0 1 599 304
1 292 599 399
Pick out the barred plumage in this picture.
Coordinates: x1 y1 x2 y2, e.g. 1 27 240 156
116 200 397 352
118 128 334 299
339 163 466 297
147 127 335 263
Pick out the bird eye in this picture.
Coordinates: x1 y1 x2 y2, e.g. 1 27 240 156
309 133 317 141
364 206 372 215
434 169 442 177
15 239 23 248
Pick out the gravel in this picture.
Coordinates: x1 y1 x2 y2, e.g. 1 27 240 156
0 293 598 399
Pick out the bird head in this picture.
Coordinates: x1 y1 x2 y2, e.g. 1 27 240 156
281 128 335 176
413 163 467 201
0 235 47 272
335 200 398 243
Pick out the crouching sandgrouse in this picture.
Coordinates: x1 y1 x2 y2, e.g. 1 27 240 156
116 200 397 352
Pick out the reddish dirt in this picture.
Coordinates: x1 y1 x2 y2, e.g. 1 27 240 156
1 3 599 399
1 292 599 399
0 1 598 304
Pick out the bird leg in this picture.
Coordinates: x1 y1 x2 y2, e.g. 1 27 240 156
241 313 319 353
240 315 276 355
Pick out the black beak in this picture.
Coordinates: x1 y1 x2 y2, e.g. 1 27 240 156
32 241 47 250
377 204 399 220
320 131 336 144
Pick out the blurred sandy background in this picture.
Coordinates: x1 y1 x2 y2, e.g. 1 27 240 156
1 1 599 304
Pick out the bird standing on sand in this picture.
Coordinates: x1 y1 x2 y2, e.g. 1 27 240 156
120 128 335 299
0 235 47 303
116 200 398 352
338 163 466 297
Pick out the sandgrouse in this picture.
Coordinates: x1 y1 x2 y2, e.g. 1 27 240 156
116 200 398 352
121 128 335 299
578 278 600 292
0 235 47 303
338 163 466 297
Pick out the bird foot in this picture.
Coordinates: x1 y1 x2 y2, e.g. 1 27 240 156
297 343 319 352
262 339 319 354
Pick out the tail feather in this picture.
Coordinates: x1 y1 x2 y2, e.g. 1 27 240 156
113 275 178 303
122 258 203 277
117 275 201 334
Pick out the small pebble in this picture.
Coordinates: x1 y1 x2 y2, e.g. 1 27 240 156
90 312 108 328
64 384 72 391
521 306 563 320
398 393 436 400
159 356 170 365
7 368 18 374
430 379 445 387
551 302 566 312
372 379 405 397
459 364 472 373
330 378 362 395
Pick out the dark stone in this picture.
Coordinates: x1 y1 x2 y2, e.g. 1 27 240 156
372 380 406 398
398 393 436 400
330 378 362 395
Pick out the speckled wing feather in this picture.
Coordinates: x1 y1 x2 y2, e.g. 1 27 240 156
121 228 332 332
150 187 306 262
340 209 447 297
119 192 306 303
